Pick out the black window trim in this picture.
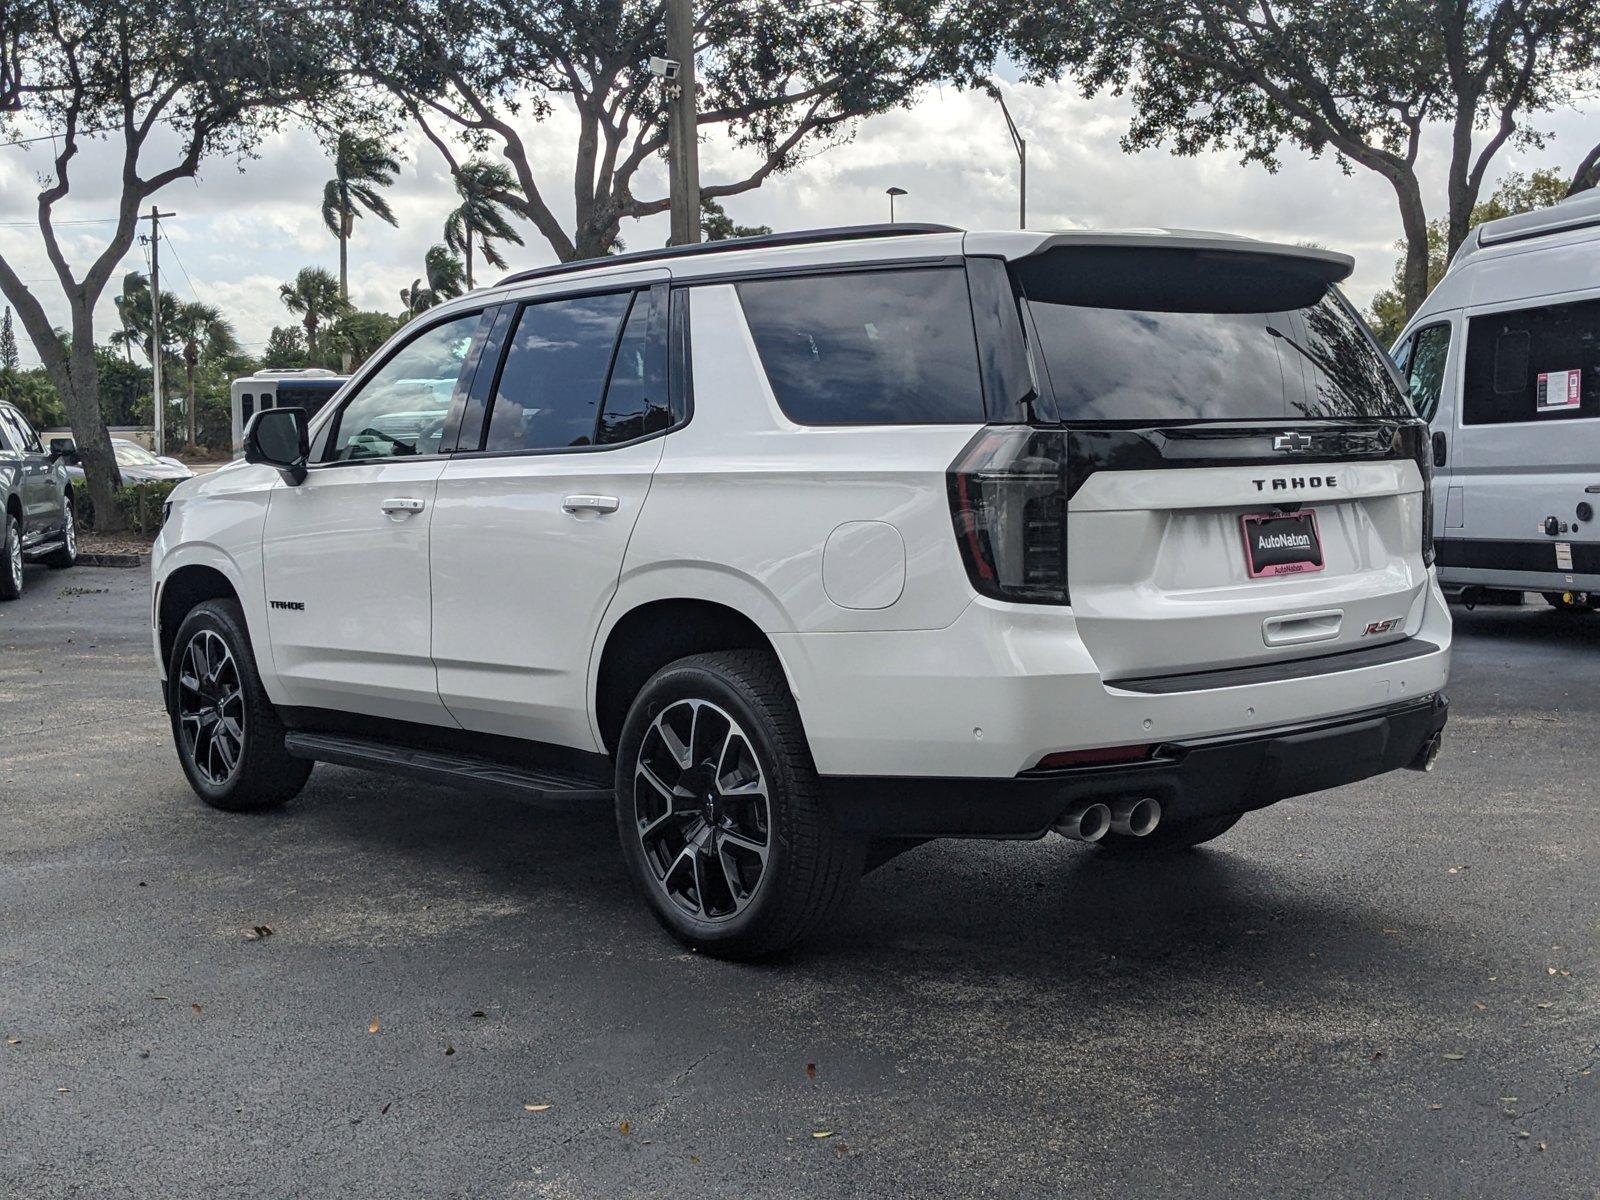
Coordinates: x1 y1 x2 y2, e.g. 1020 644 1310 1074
310 304 496 468
448 281 686 461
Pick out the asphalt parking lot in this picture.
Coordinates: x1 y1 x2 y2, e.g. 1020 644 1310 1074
2 564 1596 1198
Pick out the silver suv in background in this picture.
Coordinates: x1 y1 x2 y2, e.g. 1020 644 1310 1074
0 400 77 599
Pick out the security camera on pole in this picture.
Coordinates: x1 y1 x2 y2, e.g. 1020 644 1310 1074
655 0 700 246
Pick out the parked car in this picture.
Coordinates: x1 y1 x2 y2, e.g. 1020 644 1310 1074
60 438 195 486
1393 187 1600 610
151 224 1451 958
0 400 77 598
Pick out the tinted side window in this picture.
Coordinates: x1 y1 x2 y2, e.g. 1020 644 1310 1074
596 292 670 445
736 267 985 424
1403 323 1451 423
1465 298 1600 425
1294 296 1410 419
0 410 18 453
327 313 481 461
6 408 42 452
485 292 634 452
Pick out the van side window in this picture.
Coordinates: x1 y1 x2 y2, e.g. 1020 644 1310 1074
485 291 635 452
736 267 985 424
1403 323 1451 423
1464 298 1600 424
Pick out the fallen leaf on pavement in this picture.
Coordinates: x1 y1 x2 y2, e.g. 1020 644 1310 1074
444 1045 455 1056
6 1039 18 1046
812 1131 833 1139
524 1104 551 1112
191 1004 203 1016
368 1019 380 1034
619 1121 631 1135
1538 1142 1547 1152
805 1062 817 1080
1442 1052 1465 1061
472 1010 487 1018
688 1156 700 1165
380 1103 391 1114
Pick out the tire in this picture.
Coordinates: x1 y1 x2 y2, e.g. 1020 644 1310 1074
166 599 312 812
42 496 77 568
0 512 21 601
614 649 863 960
1094 812 1243 855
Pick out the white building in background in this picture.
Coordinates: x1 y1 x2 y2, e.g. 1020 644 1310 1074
229 369 348 451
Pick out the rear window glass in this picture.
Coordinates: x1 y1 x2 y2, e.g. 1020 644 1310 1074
1017 247 1411 422
736 267 984 424
1463 298 1600 425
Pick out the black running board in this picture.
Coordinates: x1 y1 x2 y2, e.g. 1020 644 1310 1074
283 732 614 804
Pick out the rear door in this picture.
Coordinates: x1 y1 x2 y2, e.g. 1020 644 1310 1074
429 277 675 750
0 407 58 536
1394 319 1460 538
261 308 489 724
1016 245 1429 681
1449 295 1600 578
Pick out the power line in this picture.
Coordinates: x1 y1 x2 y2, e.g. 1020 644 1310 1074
0 218 124 227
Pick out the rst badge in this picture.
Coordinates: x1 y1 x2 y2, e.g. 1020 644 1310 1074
1363 617 1402 636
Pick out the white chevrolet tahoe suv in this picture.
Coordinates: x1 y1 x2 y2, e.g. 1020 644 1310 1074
152 225 1451 958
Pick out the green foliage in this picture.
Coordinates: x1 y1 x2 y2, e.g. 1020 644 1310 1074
0 307 18 371
96 348 153 427
1368 169 1570 345
444 158 524 287
112 480 182 534
1 368 67 429
321 130 402 240
327 310 400 369
701 198 772 242
262 326 310 369
401 245 466 319
278 267 351 366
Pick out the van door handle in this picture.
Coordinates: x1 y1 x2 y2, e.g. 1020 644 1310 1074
381 497 426 515
1431 430 1447 468
562 494 620 515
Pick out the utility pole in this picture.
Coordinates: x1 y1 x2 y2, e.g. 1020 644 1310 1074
142 206 176 454
664 0 700 246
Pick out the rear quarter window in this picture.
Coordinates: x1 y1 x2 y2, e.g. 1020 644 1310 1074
1464 298 1600 424
735 267 985 425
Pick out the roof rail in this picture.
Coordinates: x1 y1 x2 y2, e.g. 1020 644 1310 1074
1474 189 1600 250
496 223 963 288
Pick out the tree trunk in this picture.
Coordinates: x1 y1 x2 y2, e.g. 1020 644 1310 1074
54 300 125 531
185 358 197 450
339 222 352 373
305 314 317 367
466 227 474 291
1389 170 1432 321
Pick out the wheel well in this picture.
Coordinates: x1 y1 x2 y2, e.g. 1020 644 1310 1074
595 599 777 754
158 565 239 668
5 493 19 523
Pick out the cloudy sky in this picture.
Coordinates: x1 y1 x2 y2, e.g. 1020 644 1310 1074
0 72 1593 369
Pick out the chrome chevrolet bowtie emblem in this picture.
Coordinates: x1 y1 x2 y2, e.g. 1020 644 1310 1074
1273 432 1314 452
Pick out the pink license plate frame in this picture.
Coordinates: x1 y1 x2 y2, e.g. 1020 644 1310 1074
1240 510 1325 578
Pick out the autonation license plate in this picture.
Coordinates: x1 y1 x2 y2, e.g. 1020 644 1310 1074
1241 510 1324 578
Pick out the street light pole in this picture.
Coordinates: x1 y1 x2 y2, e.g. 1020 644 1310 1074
984 84 1027 229
886 186 907 223
142 206 176 454
665 0 701 246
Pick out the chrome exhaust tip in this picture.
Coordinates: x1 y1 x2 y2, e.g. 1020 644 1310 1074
1109 796 1161 837
1053 801 1111 843
1407 733 1443 773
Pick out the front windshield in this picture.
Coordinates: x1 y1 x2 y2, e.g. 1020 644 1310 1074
113 441 162 466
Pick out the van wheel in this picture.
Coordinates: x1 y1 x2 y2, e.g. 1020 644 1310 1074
167 599 312 812
1095 813 1242 854
43 497 77 568
614 650 863 960
0 513 22 601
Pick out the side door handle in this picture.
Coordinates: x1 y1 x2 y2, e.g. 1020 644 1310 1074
562 494 620 515
1431 430 1447 468
381 497 427 515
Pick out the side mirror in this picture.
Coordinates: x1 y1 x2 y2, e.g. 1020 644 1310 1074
48 438 78 462
244 407 310 485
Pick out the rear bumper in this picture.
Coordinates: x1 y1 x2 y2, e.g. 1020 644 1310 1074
823 692 1449 839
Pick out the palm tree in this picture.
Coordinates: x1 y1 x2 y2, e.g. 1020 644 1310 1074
278 267 350 367
321 131 401 303
400 245 466 319
110 272 178 366
444 159 524 289
165 302 238 450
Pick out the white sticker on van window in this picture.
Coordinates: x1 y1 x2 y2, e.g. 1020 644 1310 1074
1536 369 1581 413
1556 542 1574 571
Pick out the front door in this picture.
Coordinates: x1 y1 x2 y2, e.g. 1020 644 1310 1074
430 282 676 750
0 408 57 538
1395 319 1459 535
261 309 488 724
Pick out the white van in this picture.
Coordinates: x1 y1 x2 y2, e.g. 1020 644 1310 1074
229 370 347 452
1393 189 1600 608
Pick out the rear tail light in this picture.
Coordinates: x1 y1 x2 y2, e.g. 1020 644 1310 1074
948 428 1070 604
1412 426 1436 566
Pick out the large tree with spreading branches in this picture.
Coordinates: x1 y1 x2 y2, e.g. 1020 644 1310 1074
0 0 347 527
352 0 971 263
993 0 1600 321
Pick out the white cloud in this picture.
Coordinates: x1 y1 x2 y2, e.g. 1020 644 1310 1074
0 79 1594 369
